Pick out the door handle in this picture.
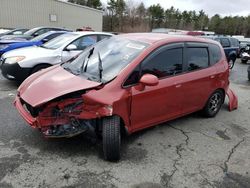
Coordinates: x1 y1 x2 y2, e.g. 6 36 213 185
210 75 215 79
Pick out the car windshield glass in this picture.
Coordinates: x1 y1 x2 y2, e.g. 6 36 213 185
30 32 51 41
41 33 77 49
62 37 148 83
23 28 39 36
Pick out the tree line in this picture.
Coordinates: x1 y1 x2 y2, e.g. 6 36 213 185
69 0 250 37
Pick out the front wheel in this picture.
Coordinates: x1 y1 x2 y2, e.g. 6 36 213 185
102 116 121 161
202 90 224 118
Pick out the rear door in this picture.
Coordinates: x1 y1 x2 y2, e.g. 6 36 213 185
180 42 217 114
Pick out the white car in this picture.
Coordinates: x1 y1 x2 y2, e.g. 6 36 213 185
0 32 113 82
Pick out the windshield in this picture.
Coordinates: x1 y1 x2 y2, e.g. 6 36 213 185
62 37 149 83
41 33 77 49
30 32 51 41
24 28 39 36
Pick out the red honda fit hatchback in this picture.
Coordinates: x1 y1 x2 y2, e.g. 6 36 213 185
14 33 238 161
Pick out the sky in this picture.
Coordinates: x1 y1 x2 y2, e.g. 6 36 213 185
101 0 250 17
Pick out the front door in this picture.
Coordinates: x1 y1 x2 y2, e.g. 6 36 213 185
128 43 185 131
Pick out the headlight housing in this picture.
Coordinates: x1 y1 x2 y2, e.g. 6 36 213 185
0 45 9 50
4 56 25 64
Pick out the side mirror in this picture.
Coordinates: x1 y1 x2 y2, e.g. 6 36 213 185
66 44 77 51
135 74 159 91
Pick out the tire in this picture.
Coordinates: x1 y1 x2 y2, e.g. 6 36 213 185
228 58 235 69
31 64 50 75
102 116 121 161
202 90 224 118
241 59 248 64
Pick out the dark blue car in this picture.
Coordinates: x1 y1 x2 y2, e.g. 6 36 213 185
0 31 67 57
202 36 240 69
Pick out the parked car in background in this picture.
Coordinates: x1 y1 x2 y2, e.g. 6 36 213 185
202 36 240 69
76 26 94 31
0 27 71 40
241 46 250 64
239 39 250 57
0 32 113 82
0 31 68 57
0 28 28 38
13 33 238 161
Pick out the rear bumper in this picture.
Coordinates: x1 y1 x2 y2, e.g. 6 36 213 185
226 88 238 111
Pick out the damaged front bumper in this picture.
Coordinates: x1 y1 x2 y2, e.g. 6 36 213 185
13 95 113 138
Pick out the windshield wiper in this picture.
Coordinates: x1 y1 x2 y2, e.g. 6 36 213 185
81 47 95 73
98 51 103 82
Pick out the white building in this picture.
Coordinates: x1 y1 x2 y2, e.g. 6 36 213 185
0 0 103 31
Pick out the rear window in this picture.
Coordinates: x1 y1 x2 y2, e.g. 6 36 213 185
209 44 222 65
187 48 209 71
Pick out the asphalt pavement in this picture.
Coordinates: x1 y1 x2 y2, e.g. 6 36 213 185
0 60 250 188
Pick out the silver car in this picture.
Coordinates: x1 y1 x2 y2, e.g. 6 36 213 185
0 32 113 82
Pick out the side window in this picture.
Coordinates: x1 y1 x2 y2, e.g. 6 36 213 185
187 48 209 71
71 35 98 50
98 35 111 41
220 38 230 48
34 29 49 36
230 38 239 47
141 48 183 78
209 44 222 65
44 33 62 41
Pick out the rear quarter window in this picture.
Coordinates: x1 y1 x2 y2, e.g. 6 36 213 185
209 44 222 65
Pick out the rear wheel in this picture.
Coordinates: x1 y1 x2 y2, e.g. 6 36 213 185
228 59 235 69
102 116 121 161
202 90 224 118
31 64 50 75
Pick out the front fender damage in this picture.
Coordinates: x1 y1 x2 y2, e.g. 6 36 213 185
226 88 238 111
26 93 113 138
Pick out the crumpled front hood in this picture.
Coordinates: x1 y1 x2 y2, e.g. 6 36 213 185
18 65 101 107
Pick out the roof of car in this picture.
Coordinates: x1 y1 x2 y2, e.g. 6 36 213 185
119 33 219 45
73 31 114 36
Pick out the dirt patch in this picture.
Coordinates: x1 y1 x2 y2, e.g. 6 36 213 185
0 154 21 181
216 130 231 140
